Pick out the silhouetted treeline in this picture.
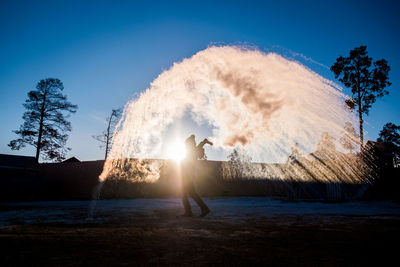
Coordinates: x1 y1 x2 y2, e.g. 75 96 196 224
1 137 399 202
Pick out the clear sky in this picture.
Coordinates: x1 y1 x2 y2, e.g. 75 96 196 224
0 0 399 161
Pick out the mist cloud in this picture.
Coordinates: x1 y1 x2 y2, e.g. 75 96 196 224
100 46 353 181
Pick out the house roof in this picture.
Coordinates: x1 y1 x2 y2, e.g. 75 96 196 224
0 154 36 168
62 157 81 163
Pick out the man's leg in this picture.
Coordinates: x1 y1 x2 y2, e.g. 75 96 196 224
187 181 210 216
181 184 192 216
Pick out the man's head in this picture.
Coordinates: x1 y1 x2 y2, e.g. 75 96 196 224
185 134 196 147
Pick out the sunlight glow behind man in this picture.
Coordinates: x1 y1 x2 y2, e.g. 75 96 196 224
166 141 186 162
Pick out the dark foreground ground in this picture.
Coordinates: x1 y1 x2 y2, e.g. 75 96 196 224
1 198 399 266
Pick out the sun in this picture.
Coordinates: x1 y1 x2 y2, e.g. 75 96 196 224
166 141 186 162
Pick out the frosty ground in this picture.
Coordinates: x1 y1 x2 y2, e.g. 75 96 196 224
1 197 399 266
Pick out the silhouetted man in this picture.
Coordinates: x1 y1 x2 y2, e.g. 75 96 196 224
180 134 212 217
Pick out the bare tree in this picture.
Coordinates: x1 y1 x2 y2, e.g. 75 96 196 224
315 132 337 159
339 122 358 154
287 143 303 163
227 148 252 179
93 108 122 160
9 78 78 163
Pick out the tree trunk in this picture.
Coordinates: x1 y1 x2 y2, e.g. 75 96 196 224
35 95 46 163
357 88 364 150
104 112 113 160
105 125 110 160
358 110 363 147
35 132 41 164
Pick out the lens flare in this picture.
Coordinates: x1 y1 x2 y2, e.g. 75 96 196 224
166 141 186 162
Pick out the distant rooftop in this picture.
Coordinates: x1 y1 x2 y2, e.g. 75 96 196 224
0 154 36 168
63 157 81 163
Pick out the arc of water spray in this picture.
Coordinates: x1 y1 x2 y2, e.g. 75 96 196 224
97 45 361 190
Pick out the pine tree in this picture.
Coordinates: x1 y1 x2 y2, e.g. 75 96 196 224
377 123 400 147
331 46 391 148
9 78 78 163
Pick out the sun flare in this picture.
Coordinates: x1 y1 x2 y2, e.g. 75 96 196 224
166 141 186 162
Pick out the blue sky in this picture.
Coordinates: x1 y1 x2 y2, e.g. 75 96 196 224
0 0 399 161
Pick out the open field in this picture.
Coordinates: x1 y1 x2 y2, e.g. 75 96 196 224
1 198 399 266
